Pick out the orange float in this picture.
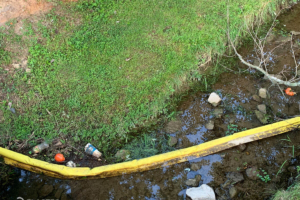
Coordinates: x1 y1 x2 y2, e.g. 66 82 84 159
285 88 296 96
54 153 65 162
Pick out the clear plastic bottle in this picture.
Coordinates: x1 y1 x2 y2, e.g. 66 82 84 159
33 142 49 153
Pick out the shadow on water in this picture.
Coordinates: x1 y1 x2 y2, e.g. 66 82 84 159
4 2 300 200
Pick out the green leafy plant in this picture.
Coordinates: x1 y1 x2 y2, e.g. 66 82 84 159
226 124 247 136
257 169 271 183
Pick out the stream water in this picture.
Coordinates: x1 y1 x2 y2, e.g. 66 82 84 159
3 2 300 200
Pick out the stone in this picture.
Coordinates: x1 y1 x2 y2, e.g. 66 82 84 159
165 119 182 133
66 161 76 167
257 104 267 114
288 166 297 173
168 136 178 147
208 92 222 107
226 172 244 183
26 68 31 73
252 95 261 102
205 120 214 130
186 184 216 200
246 166 259 180
38 184 53 198
229 187 238 199
12 64 20 69
212 108 223 118
115 149 131 161
237 144 246 152
185 175 201 187
191 163 201 171
259 88 267 99
61 193 68 200
255 110 268 124
55 189 64 199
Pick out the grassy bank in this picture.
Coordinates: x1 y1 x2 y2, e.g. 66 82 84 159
0 0 294 156
273 182 300 200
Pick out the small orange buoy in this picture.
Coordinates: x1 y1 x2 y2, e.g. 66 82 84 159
54 153 65 162
285 88 296 96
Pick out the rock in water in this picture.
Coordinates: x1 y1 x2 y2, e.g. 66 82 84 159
190 163 201 171
252 95 261 102
38 185 53 198
205 120 214 130
168 136 178 147
208 92 222 107
237 144 246 152
259 88 267 99
226 172 244 183
212 108 223 118
165 119 182 133
255 110 268 124
229 187 238 199
186 184 216 200
257 104 266 114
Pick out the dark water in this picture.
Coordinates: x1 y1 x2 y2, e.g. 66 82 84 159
4 2 300 200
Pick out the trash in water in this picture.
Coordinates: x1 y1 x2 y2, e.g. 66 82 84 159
54 153 65 162
32 142 49 154
66 161 76 167
85 143 102 158
285 88 296 96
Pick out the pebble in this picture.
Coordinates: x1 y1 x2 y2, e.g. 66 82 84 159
205 120 214 130
252 95 261 102
185 175 202 187
237 144 246 152
190 163 201 171
246 166 259 180
208 92 222 107
229 186 238 198
257 104 267 114
168 136 178 147
255 110 268 124
259 88 267 99
186 184 216 200
212 108 223 118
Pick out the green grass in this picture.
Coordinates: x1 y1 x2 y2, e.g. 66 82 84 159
273 182 300 200
0 0 294 157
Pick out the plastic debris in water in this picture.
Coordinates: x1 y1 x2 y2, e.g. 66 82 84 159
184 168 191 172
285 88 296 96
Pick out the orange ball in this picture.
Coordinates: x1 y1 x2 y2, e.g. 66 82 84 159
54 153 65 162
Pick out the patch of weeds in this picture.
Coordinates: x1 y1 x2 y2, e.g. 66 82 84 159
226 124 247 136
257 169 271 183
124 132 175 160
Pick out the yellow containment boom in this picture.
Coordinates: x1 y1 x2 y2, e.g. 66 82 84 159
1 117 300 180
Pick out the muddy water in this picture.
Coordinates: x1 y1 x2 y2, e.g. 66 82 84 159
4 3 300 200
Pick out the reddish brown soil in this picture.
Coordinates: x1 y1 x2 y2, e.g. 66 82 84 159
0 0 77 26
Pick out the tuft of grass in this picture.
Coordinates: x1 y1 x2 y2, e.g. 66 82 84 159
0 0 290 156
123 132 175 160
273 182 300 200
